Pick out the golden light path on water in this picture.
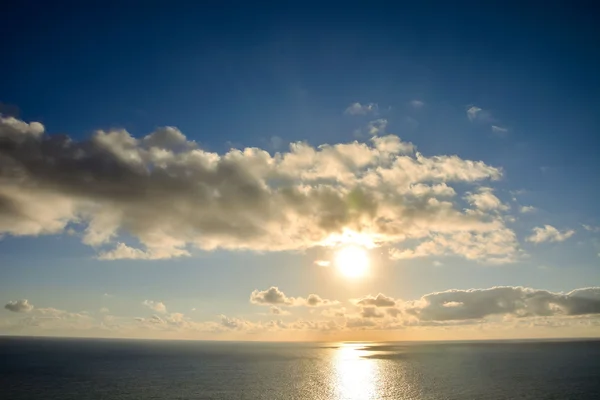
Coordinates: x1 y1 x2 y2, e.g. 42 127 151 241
333 343 382 399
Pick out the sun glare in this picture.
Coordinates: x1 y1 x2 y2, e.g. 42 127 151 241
335 246 369 278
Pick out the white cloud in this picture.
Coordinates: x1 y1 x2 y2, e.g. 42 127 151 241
250 287 338 307
0 114 520 263
4 299 34 313
464 187 508 212
466 106 493 123
142 300 167 314
520 206 536 213
390 228 519 264
410 100 425 108
582 224 600 233
99 307 109 314
491 125 508 135
344 102 378 115
98 242 190 260
526 225 575 244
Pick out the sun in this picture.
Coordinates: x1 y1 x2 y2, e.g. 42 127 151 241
335 246 369 278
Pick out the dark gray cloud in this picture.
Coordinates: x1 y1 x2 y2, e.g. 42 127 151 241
404 287 600 322
4 299 34 313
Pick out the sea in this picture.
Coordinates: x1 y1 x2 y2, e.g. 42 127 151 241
1 337 599 399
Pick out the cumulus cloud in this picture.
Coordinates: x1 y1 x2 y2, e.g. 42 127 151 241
250 287 339 307
464 187 508 212
0 114 520 263
360 307 385 318
142 300 167 314
4 299 34 313
410 100 425 108
345 102 378 115
355 293 396 307
526 225 575 244
402 286 600 322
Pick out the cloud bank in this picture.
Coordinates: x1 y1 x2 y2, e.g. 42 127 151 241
4 286 600 339
0 114 525 263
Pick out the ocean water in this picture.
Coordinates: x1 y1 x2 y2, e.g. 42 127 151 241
1 337 599 399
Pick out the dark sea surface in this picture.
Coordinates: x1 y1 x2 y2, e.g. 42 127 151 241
1 337 599 399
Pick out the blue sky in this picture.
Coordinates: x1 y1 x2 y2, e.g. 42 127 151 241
1 2 599 340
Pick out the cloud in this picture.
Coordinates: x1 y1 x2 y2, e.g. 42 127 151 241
355 293 396 307
142 300 167 314
360 307 385 318
250 287 338 307
582 224 600 233
305 294 339 307
250 287 298 306
526 225 575 244
390 227 519 264
464 187 508 212
466 106 493 123
269 306 290 316
410 100 425 108
344 102 378 115
220 315 257 330
365 118 389 136
402 286 600 322
99 307 109 314
0 114 519 263
4 299 34 313
491 125 509 135
520 206 536 214
314 260 331 267
98 242 190 260
321 307 346 317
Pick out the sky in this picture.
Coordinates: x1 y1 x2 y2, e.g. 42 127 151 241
1 2 599 341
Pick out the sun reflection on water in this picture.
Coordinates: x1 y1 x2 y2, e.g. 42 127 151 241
333 343 381 400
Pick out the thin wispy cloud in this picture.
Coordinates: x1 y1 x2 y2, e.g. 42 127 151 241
491 125 509 135
520 205 536 214
344 102 378 115
582 224 600 233
410 100 425 108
